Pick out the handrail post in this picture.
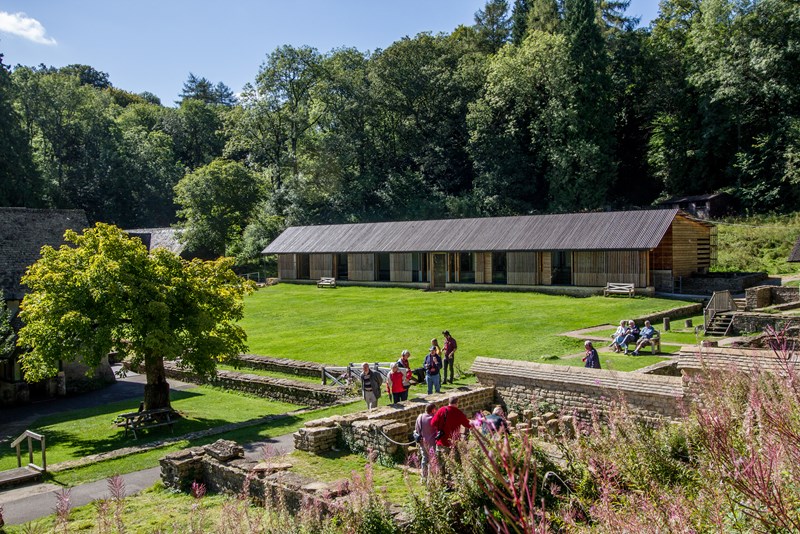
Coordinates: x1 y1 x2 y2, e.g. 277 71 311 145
28 435 33 466
16 442 21 468
321 367 327 386
41 434 46 472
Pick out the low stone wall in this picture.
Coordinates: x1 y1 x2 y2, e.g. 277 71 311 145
161 440 346 515
680 272 767 295
471 357 685 425
634 303 704 324
293 387 495 460
234 354 323 379
162 362 347 408
731 313 797 336
745 285 799 311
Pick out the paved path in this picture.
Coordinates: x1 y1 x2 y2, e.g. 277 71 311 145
0 431 296 526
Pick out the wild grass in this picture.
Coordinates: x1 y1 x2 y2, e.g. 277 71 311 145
714 212 800 274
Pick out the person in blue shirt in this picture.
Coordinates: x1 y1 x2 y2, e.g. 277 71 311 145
583 340 601 369
633 321 658 355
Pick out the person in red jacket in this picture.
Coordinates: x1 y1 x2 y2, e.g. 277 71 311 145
431 396 471 450
386 362 407 403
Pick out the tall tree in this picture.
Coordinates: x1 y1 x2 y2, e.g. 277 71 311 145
510 0 532 44
58 64 111 89
179 73 236 106
0 54 40 207
17 224 253 410
548 0 615 210
527 0 561 34
175 158 263 257
474 0 512 53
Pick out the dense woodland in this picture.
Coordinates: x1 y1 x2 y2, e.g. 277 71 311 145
1 0 798 264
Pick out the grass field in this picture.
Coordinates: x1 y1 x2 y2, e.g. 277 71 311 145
240 284 695 371
0 386 301 473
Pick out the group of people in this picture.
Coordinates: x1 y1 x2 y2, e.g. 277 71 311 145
413 396 507 479
582 319 660 369
359 330 458 409
610 319 659 355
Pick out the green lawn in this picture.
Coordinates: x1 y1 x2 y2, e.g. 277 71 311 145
240 284 694 371
216 364 323 384
0 386 301 473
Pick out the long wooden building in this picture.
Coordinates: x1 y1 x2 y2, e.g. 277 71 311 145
263 209 715 292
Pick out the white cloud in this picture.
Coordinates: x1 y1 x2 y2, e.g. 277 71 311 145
0 11 56 45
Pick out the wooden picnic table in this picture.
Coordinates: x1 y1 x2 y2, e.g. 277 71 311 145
114 407 177 439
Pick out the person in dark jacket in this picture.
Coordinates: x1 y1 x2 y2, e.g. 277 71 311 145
360 362 383 409
442 330 457 384
423 345 443 394
582 340 601 369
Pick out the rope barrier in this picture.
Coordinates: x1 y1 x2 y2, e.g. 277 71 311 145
379 428 417 447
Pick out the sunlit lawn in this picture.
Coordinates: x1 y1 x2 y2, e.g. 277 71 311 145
0 386 301 473
240 284 695 371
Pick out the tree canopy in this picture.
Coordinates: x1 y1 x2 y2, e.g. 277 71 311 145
17 224 254 409
1 0 798 263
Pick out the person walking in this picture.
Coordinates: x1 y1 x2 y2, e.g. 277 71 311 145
583 340 601 369
423 344 443 394
442 330 457 384
397 349 414 390
386 362 407 403
414 402 437 479
359 362 383 409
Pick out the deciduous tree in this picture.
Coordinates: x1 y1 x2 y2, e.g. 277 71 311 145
17 224 253 410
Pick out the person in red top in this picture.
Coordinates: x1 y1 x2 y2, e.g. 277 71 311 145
431 396 471 449
386 362 407 403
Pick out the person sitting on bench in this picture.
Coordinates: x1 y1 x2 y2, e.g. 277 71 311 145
633 321 658 355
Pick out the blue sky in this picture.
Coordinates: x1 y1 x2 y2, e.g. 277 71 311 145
0 0 662 105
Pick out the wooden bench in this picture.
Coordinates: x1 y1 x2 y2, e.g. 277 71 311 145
634 334 661 354
114 407 177 439
604 282 635 297
317 277 337 288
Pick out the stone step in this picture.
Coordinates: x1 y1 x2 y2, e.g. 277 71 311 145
0 466 42 489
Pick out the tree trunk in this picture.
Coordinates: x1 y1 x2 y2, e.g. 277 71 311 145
143 353 171 410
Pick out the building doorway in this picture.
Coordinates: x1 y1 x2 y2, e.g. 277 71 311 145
432 253 447 290
551 251 572 285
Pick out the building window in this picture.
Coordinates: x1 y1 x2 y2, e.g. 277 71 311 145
459 252 475 284
336 253 348 280
376 253 390 281
412 253 428 282
296 254 310 279
492 252 507 284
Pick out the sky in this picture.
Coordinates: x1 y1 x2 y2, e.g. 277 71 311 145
0 0 662 106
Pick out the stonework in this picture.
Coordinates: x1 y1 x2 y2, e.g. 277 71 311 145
162 362 347 407
745 285 800 311
293 387 495 459
471 357 686 425
234 354 323 379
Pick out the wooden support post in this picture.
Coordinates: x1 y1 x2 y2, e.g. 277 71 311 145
321 368 326 385
28 436 33 465
41 435 46 472
663 317 671 332
685 319 693 328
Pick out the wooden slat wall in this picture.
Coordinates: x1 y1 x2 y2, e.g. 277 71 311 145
278 254 296 279
540 253 551 285
508 252 539 285
475 252 486 283
349 253 375 281
391 253 412 282
671 216 711 277
573 251 647 287
650 226 673 270
310 254 333 280
485 253 492 283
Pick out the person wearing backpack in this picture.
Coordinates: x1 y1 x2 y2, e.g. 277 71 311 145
423 344 443 394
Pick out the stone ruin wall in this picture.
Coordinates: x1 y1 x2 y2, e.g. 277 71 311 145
471 357 687 425
293 387 495 458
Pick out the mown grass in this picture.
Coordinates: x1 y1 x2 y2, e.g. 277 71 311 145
240 285 694 372
43 399 367 487
216 364 323 384
0 386 301 473
715 212 800 274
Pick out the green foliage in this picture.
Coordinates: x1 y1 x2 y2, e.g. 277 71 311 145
175 158 264 257
714 213 800 274
17 224 253 407
0 292 15 360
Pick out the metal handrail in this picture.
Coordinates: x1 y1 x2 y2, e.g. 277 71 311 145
11 430 46 472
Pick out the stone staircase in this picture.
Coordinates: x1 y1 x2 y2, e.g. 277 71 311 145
733 298 747 311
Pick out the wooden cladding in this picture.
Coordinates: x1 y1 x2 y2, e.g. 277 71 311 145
310 254 333 280
390 253 413 282
573 251 648 287
508 252 540 285
278 254 296 280
474 252 492 284
348 253 375 281
671 216 711 277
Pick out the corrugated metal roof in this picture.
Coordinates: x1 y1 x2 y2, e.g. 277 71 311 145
264 209 695 254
